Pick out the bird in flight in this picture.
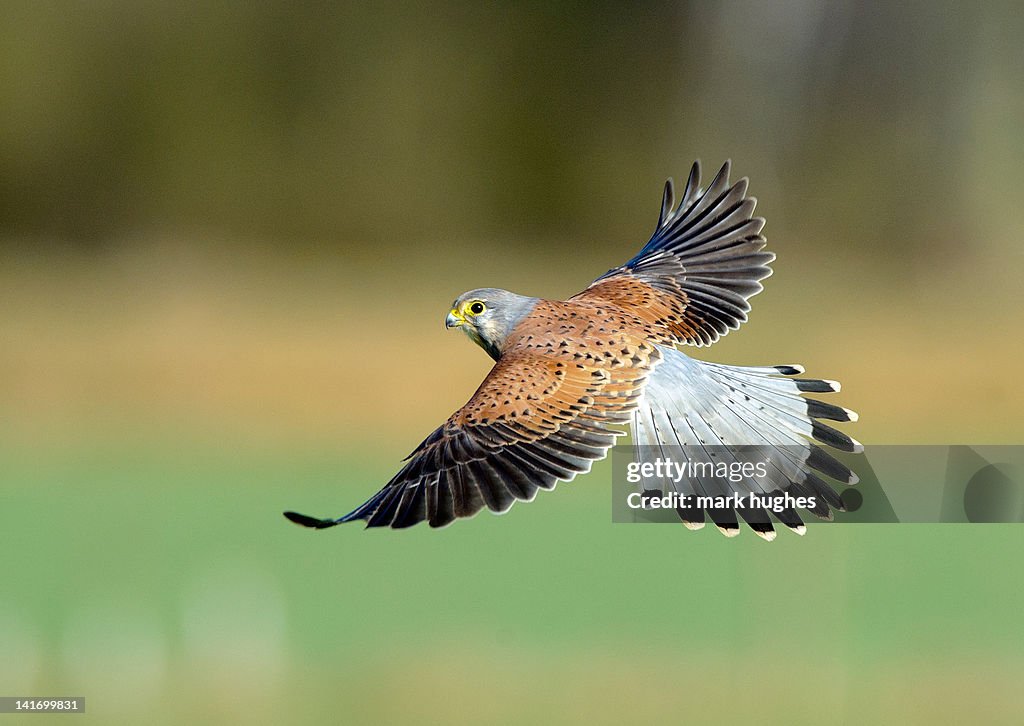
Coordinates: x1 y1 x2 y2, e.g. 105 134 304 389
284 161 860 539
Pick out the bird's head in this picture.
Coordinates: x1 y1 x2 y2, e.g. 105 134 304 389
445 288 538 360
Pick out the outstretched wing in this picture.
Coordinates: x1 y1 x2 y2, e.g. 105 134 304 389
573 160 773 347
284 318 658 529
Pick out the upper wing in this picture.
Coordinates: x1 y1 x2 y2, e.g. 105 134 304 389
573 160 773 347
284 331 657 529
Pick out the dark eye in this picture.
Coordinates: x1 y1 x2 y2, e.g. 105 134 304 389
468 301 486 315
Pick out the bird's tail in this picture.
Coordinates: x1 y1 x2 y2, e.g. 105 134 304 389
629 346 860 539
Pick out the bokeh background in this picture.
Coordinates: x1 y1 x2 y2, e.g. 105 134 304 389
3 2 1024 723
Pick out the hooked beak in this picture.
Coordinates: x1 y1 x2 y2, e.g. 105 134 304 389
445 309 464 329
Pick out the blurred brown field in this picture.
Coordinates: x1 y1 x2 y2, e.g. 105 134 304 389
3 232 1021 452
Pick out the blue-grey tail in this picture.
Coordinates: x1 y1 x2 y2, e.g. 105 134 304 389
630 346 860 539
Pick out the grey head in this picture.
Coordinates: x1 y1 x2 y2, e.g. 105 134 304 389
445 287 539 360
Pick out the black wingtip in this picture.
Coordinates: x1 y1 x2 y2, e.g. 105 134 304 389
657 177 675 229
283 510 340 529
773 365 804 376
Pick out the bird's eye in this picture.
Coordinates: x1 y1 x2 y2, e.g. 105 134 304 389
467 301 486 316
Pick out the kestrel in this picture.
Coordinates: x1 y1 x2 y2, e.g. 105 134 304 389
284 161 860 539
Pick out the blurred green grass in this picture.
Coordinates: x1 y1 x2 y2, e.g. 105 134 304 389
4 429 1024 723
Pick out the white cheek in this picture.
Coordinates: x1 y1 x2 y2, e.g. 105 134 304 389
479 319 498 341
